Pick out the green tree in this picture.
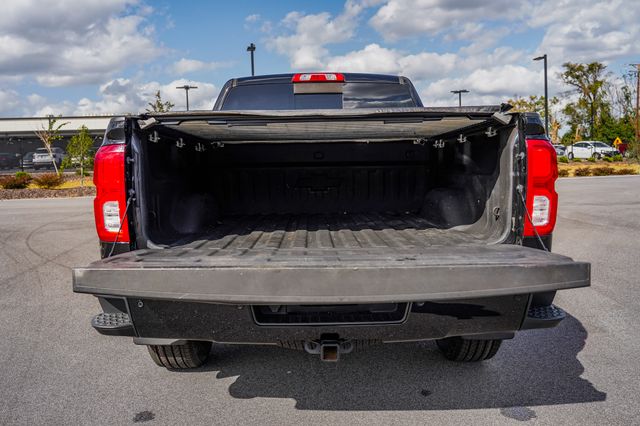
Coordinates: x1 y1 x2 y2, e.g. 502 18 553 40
560 62 611 139
34 116 68 175
506 95 561 142
63 125 94 187
146 90 174 113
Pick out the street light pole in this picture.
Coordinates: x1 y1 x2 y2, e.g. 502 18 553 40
175 85 198 111
451 89 469 107
246 43 256 76
534 54 549 135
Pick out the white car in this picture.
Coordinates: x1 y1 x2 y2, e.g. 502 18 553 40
33 147 65 170
567 141 618 159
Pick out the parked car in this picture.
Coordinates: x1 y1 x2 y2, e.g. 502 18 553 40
0 152 20 169
73 73 589 369
567 141 618 159
33 147 65 170
552 144 566 157
21 152 35 169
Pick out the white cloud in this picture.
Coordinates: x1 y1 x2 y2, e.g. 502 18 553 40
531 0 640 62
267 0 370 70
245 14 260 23
0 0 162 86
0 89 22 114
369 0 519 41
172 58 230 75
421 65 546 106
32 78 219 116
325 44 458 80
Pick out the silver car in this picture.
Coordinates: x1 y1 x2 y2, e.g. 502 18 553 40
552 144 566 157
33 147 65 170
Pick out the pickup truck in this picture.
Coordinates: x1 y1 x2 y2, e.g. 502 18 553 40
73 73 590 368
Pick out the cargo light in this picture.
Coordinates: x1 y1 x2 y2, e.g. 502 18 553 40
93 143 129 243
292 73 345 83
524 139 558 237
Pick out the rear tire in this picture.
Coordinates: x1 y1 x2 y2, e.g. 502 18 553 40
567 152 574 160
147 341 212 369
436 337 502 362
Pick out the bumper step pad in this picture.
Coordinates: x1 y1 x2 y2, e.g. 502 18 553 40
522 304 566 330
91 312 135 336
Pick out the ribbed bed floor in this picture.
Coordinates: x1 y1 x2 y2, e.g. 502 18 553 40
169 213 484 252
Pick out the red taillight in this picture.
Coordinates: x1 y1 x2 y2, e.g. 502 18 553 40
292 73 345 83
524 139 558 237
93 144 129 243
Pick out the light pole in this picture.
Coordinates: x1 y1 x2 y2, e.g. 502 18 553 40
451 89 469 107
246 43 256 76
175 85 198 111
534 54 549 135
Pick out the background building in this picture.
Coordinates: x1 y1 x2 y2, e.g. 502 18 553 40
0 115 116 171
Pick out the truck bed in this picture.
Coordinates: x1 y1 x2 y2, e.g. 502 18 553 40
74 211 590 304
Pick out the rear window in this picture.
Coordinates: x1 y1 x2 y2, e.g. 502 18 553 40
221 82 417 110
36 148 48 153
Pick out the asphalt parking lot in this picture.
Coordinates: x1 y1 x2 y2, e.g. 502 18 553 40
1 176 639 425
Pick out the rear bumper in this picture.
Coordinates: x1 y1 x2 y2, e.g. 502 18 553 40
105 295 536 344
73 245 590 304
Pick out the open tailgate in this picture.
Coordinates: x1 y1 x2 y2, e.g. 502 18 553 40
73 245 589 304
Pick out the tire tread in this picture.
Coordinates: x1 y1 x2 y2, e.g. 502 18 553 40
436 337 502 362
146 341 211 369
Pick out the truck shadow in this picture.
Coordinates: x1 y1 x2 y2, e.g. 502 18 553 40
197 313 605 411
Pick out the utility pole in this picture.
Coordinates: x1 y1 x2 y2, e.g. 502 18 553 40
451 89 469 107
246 43 256 76
534 54 549 135
175 85 198 111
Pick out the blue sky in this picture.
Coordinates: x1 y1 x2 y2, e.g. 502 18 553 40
0 0 638 117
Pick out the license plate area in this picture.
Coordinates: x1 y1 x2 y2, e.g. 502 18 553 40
251 303 410 326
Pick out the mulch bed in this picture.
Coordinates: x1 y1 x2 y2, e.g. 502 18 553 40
0 187 96 200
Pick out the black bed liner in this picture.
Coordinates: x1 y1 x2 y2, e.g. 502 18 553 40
167 213 487 251
73 212 590 304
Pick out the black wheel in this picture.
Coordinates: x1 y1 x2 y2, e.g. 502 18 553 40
147 341 212 369
593 152 601 160
436 337 502 362
567 152 574 160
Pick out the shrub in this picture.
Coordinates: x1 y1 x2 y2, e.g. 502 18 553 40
573 158 582 162
612 154 623 162
0 174 31 189
574 167 591 177
603 156 613 162
591 167 614 176
613 167 637 175
33 173 65 189
558 169 570 177
75 169 91 176
15 171 32 180
586 157 596 162
558 156 569 163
